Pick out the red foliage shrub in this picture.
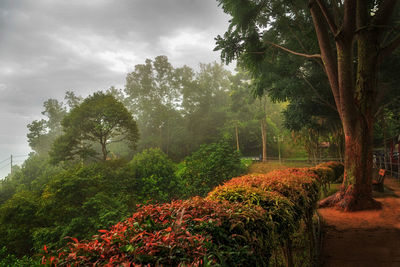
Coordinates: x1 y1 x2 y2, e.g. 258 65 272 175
43 166 325 266
43 197 271 266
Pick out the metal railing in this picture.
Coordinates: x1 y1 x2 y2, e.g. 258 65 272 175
374 157 400 179
244 155 400 179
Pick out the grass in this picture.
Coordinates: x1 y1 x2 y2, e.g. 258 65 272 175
248 161 313 174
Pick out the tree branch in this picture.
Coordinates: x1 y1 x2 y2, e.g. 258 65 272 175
301 74 338 112
379 34 400 62
342 0 357 39
374 96 400 118
309 0 341 117
332 0 342 26
264 40 322 58
316 0 339 36
288 26 325 69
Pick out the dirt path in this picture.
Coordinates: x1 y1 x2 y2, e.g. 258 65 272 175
319 178 400 267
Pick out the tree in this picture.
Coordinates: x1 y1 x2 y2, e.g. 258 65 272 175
27 91 83 155
226 69 287 160
50 92 139 163
124 57 233 160
124 56 181 155
64 90 83 110
27 99 67 154
181 63 231 152
215 0 400 210
177 140 244 197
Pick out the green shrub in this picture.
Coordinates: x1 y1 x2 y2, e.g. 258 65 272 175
308 166 335 184
0 247 39 267
208 168 321 267
207 183 297 243
307 166 336 195
317 161 344 180
0 191 39 257
31 161 130 253
240 157 253 172
127 148 180 202
177 140 244 197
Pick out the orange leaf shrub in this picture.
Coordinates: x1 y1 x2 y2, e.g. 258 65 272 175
43 197 272 266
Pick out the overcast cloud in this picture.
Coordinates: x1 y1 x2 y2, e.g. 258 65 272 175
0 0 232 178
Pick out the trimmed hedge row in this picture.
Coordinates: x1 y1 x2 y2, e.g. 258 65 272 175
43 198 272 266
43 162 344 266
317 161 344 181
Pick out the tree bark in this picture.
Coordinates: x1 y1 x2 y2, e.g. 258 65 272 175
235 124 240 151
101 142 108 161
261 118 267 162
308 0 400 210
319 22 382 210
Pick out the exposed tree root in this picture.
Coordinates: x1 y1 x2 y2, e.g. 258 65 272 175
319 185 381 211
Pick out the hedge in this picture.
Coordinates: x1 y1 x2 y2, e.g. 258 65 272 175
43 162 344 266
317 161 344 181
43 197 272 266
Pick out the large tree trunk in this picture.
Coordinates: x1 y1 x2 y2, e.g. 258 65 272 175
101 142 108 161
319 26 382 210
321 116 380 210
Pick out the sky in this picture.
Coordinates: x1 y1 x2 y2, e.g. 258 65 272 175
0 0 233 178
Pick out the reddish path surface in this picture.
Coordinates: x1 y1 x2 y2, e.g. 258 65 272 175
319 178 400 267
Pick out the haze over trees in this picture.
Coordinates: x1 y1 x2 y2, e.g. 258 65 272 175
50 92 139 163
215 0 400 210
2 0 400 265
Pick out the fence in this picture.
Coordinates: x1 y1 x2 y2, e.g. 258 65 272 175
244 155 400 179
374 155 400 179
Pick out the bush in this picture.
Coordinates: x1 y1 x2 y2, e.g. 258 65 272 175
307 166 335 184
177 141 244 197
43 164 325 267
45 197 273 266
0 191 40 257
222 170 319 221
31 161 130 252
207 168 321 267
317 161 344 181
240 157 253 172
127 148 180 202
207 183 297 243
0 247 39 267
307 166 336 195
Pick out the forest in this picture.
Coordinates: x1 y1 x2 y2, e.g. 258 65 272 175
1 0 400 266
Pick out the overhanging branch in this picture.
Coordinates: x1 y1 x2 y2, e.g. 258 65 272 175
301 74 338 112
316 0 339 36
264 41 322 59
288 26 325 68
379 34 400 62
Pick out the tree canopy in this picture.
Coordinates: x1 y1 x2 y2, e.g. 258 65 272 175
50 92 139 163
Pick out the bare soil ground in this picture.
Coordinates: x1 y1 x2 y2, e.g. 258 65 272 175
319 177 400 267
